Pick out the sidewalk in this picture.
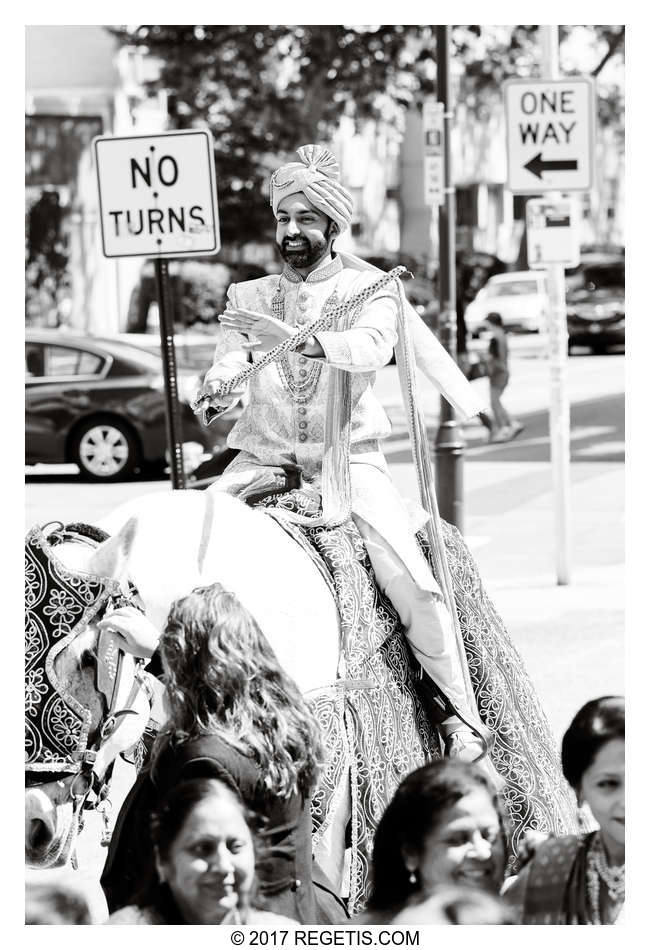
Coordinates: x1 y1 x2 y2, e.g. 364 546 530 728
380 355 624 741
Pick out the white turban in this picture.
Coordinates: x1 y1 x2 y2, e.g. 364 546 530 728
269 144 354 233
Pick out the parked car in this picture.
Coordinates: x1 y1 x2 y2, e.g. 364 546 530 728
464 271 549 335
25 329 230 480
566 257 625 354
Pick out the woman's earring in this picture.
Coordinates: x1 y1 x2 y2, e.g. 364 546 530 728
409 871 417 885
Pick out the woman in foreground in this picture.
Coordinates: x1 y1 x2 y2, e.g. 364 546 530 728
108 777 296 925
504 695 625 924
358 759 509 923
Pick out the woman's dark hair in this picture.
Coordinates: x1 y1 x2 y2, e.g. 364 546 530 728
150 776 254 866
367 760 507 914
486 312 503 327
154 583 323 800
561 696 625 791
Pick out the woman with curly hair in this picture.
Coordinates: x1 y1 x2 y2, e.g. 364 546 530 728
101 583 346 924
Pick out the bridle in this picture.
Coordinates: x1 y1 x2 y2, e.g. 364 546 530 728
25 522 155 853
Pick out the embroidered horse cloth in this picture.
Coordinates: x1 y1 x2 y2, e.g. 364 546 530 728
25 528 121 774
257 491 578 913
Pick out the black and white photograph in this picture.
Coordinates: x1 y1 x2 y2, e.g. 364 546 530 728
23 17 628 933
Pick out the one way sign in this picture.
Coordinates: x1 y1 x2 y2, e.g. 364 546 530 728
504 77 595 193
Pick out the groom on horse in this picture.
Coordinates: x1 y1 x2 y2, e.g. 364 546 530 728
194 143 490 763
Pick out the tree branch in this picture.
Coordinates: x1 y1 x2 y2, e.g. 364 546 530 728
591 28 624 77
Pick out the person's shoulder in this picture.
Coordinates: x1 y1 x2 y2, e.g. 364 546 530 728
247 909 300 927
339 263 400 303
228 275 281 308
179 735 259 799
534 832 582 860
232 274 280 291
106 904 161 925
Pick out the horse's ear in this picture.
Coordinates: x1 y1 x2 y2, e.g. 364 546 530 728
87 517 137 581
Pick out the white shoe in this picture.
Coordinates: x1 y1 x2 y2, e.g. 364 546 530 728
444 727 488 763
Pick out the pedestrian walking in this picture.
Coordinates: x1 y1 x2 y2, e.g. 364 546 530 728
482 312 524 443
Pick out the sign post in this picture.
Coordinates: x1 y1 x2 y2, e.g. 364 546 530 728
433 26 465 533
94 129 220 490
504 41 595 585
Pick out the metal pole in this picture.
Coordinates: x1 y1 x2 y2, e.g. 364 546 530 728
153 257 186 490
541 25 571 584
434 24 465 532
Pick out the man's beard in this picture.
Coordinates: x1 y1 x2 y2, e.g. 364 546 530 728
278 231 330 269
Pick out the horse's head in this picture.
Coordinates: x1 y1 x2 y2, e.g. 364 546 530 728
25 519 154 868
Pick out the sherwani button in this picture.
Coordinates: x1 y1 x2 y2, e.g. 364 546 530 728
298 433 307 442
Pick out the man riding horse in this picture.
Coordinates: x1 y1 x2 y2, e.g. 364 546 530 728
193 143 489 762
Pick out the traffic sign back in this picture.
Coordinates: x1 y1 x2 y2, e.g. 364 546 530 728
504 78 595 193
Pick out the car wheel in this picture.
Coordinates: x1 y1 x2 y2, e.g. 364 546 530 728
71 417 140 481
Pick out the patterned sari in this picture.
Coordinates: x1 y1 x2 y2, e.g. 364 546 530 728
505 832 624 925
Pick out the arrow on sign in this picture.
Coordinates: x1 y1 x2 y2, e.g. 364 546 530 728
524 152 579 180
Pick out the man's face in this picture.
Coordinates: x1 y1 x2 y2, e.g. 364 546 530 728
275 194 336 269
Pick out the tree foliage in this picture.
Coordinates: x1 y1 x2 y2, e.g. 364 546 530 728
25 190 70 326
108 25 624 246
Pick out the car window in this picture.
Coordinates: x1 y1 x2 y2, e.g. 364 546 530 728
25 343 45 378
45 346 105 378
487 280 539 297
581 264 625 290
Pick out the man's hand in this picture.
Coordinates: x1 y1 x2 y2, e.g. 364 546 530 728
202 377 248 403
219 307 298 351
97 606 160 660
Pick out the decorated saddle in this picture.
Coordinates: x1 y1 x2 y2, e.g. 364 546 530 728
255 489 578 914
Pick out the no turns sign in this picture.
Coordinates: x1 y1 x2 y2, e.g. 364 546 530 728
93 129 220 258
504 77 595 194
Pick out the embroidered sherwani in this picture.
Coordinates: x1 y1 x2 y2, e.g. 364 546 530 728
204 253 437 591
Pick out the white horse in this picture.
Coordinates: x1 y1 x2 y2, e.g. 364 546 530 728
25 490 342 874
